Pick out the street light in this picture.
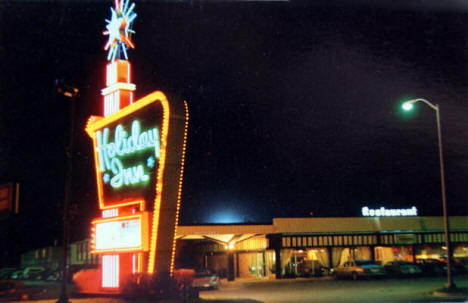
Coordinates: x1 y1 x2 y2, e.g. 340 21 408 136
55 79 79 303
402 98 455 290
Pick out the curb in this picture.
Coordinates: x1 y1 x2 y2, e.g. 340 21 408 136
432 288 468 298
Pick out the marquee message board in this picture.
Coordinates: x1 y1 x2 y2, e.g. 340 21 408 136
92 212 149 253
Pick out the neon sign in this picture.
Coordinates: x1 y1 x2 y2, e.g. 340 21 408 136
104 0 137 61
361 206 418 217
87 96 166 209
96 120 160 188
87 91 189 277
83 0 189 292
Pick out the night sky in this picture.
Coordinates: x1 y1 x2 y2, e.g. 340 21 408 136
1 0 468 255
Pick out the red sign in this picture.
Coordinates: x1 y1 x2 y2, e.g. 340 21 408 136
0 183 13 213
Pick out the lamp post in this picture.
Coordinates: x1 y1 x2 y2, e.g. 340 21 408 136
55 80 79 303
402 98 455 290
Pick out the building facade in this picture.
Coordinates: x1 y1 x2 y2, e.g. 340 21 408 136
176 216 468 280
20 245 62 271
19 216 468 281
20 240 100 274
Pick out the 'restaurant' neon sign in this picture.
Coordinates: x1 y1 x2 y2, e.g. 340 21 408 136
362 206 418 217
95 120 160 188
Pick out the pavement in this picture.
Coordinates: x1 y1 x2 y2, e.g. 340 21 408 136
11 275 468 303
199 275 468 302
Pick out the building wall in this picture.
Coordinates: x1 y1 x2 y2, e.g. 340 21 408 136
69 239 100 268
20 240 100 273
235 237 268 251
20 246 61 271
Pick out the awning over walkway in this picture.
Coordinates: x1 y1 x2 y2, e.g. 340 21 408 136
176 216 468 249
176 224 275 248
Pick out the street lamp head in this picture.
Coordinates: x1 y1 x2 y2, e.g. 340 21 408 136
401 98 437 112
402 102 414 111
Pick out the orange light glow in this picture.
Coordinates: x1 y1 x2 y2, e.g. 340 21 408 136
138 252 142 273
106 60 132 86
102 60 134 117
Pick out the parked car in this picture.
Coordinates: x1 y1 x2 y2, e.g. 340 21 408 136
383 261 422 277
10 270 24 280
415 259 446 276
0 280 46 301
40 270 61 281
455 257 468 273
22 267 45 280
0 269 17 280
191 271 221 290
297 260 330 277
437 257 467 275
332 260 386 280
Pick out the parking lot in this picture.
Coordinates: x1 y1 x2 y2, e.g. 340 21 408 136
199 275 468 303
1 274 467 302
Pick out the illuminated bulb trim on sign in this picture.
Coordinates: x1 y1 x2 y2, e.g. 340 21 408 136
362 206 418 217
169 100 189 276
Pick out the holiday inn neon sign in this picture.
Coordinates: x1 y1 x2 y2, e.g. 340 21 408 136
96 120 160 188
86 91 169 210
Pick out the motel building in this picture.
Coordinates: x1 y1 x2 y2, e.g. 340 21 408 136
175 212 468 280
20 212 468 284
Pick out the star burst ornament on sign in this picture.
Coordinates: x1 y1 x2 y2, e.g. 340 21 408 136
103 0 137 61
